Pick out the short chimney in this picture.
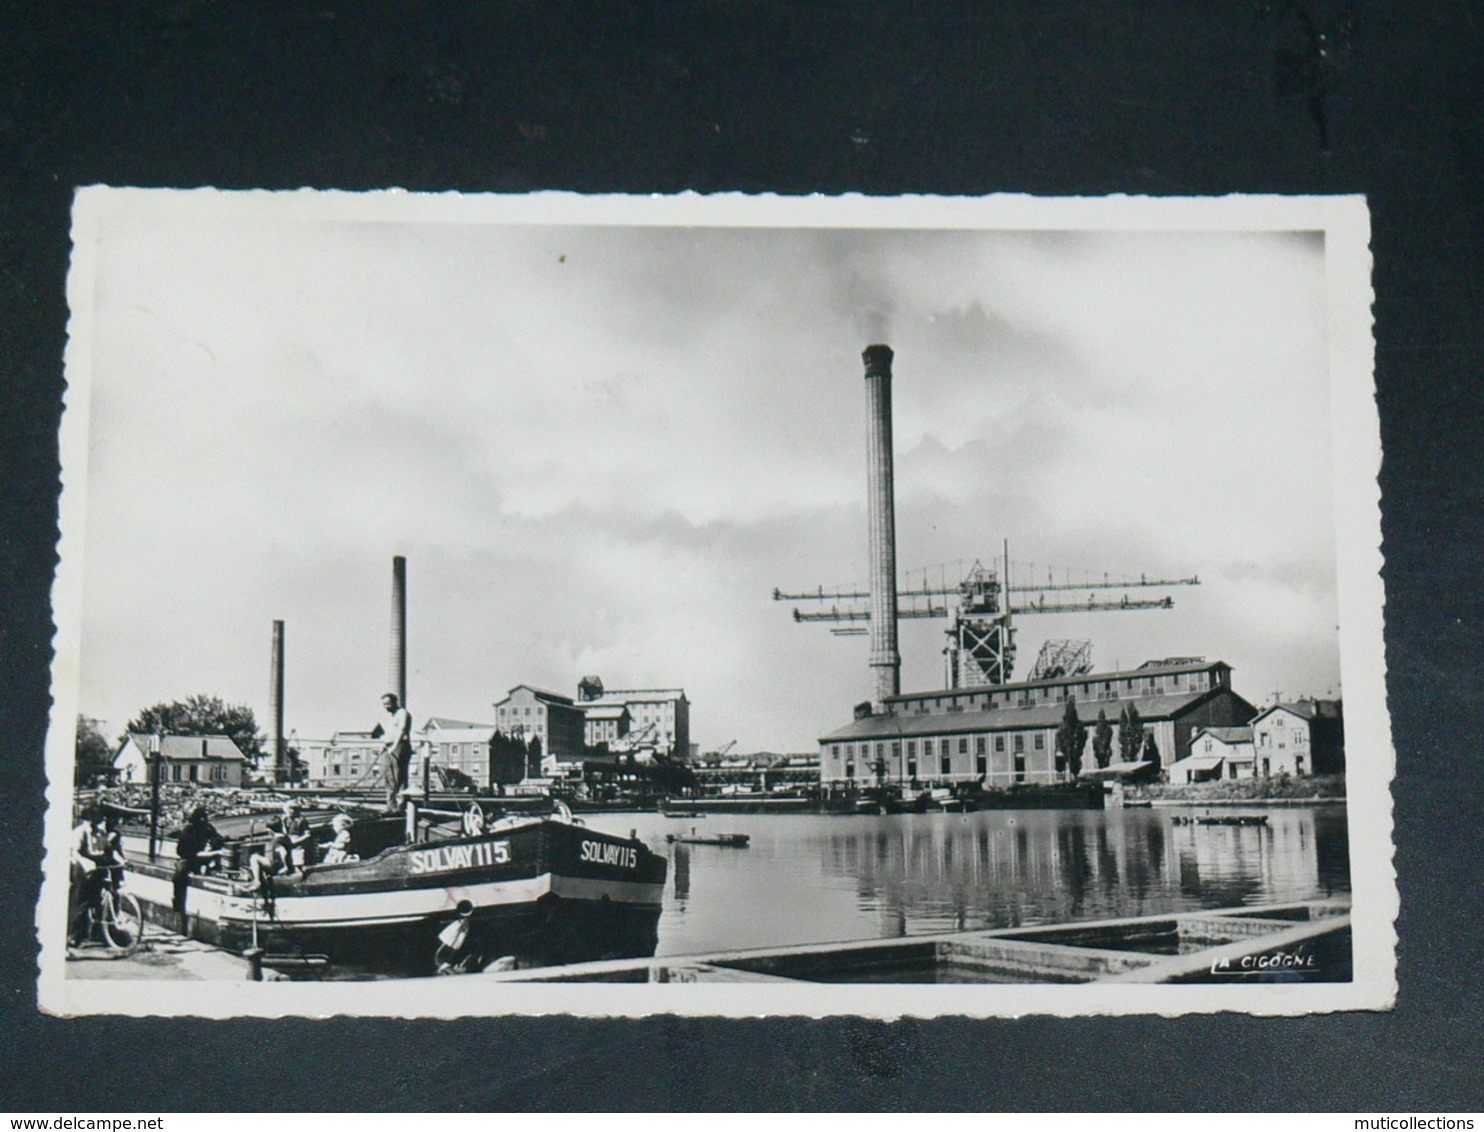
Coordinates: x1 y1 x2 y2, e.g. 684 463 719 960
269 619 286 782
390 555 408 705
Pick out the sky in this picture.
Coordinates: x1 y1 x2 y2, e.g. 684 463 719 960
66 192 1345 753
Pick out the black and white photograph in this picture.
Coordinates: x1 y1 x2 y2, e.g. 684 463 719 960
39 188 1391 1017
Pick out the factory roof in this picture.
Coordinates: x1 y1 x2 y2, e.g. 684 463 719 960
421 716 493 732
420 726 495 743
884 658 1229 703
821 690 1221 743
590 688 687 701
497 685 576 706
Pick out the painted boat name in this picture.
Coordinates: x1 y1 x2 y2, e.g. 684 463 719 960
408 840 511 875
580 840 638 869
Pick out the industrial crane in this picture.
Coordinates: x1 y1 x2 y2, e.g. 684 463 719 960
773 542 1199 689
1028 639 1096 682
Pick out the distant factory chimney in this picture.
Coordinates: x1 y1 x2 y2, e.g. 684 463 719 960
390 555 407 706
863 344 900 709
269 619 286 783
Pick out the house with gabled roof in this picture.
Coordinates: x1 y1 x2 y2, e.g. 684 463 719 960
114 733 248 787
1170 726 1256 783
1251 699 1344 777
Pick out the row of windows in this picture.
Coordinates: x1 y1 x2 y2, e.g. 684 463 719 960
838 753 1029 781
166 763 232 783
903 670 1220 715
833 733 1046 762
1258 731 1304 747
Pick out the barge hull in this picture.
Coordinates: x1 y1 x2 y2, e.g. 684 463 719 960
122 818 666 976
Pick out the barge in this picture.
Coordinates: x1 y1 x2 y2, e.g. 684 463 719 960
119 806 667 976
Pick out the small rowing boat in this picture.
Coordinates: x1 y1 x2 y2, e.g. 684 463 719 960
665 832 750 848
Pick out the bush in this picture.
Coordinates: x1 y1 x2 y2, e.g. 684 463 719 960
1128 773 1346 802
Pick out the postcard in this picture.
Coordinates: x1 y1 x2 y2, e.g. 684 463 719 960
39 188 1393 1016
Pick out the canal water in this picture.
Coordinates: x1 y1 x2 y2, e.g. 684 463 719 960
583 806 1350 957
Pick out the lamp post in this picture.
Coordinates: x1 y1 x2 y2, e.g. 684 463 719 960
147 730 162 861
422 732 431 805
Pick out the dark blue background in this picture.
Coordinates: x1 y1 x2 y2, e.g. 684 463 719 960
2 1 1479 1111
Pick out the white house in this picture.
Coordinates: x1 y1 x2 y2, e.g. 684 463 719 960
114 733 248 786
1169 726 1256 783
1251 704 1314 776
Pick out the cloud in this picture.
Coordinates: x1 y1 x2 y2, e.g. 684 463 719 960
72 197 1341 748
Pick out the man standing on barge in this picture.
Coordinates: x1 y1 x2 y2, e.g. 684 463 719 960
173 805 228 914
376 692 413 813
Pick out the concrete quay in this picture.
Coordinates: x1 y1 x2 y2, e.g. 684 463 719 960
475 900 1352 985
65 929 251 981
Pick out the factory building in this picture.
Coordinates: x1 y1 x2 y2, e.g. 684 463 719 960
493 686 587 775
419 723 497 789
582 703 631 749
818 658 1256 788
300 729 380 789
576 677 691 761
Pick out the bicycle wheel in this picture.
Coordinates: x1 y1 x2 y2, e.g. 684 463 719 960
100 890 144 952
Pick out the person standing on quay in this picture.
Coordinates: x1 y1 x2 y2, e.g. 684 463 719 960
377 692 413 813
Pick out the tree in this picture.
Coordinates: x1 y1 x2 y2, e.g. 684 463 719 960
489 730 526 788
283 744 308 785
1117 702 1144 764
124 694 264 762
1092 710 1114 769
1055 697 1088 779
1141 731 1161 770
526 734 544 779
75 715 115 786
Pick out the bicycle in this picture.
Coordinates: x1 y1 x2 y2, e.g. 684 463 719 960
74 865 146 953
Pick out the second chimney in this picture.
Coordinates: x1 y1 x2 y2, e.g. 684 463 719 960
390 555 407 705
269 619 286 783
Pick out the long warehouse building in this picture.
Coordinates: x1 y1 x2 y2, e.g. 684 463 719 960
818 658 1256 788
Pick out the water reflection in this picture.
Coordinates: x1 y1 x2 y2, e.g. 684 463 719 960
584 807 1349 958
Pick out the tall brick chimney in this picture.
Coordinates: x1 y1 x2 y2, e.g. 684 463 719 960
863 344 900 709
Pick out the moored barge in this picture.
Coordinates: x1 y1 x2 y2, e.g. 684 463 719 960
120 807 667 976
